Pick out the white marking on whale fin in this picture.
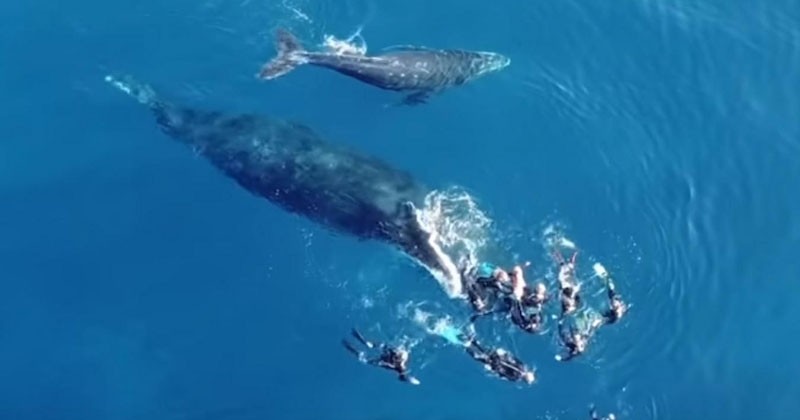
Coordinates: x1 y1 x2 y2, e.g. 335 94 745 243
104 74 158 107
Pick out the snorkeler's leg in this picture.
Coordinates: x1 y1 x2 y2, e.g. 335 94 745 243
469 303 510 323
351 328 374 349
557 319 571 343
465 341 490 363
606 277 618 300
589 405 600 420
342 340 367 362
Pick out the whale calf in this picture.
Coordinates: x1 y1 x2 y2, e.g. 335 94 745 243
258 29 510 105
106 75 463 296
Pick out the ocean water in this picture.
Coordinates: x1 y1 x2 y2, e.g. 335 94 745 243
2 0 799 419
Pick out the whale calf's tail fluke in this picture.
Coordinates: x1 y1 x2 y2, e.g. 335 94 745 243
257 28 310 80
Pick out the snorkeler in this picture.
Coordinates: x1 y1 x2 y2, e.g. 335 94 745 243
463 335 535 384
461 260 515 319
461 264 493 314
472 261 514 294
594 264 628 325
342 328 420 385
522 282 549 309
589 404 616 420
509 298 545 333
555 319 590 362
554 249 581 316
506 267 547 333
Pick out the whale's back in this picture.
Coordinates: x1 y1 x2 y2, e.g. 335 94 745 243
165 108 428 240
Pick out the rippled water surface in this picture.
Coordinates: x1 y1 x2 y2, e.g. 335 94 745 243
1 0 799 419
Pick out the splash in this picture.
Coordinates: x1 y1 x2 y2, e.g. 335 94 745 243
281 0 312 23
322 26 367 55
418 187 492 269
593 262 609 279
412 188 493 298
409 307 470 347
542 223 576 250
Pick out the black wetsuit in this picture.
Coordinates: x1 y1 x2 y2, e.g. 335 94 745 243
521 287 547 308
509 299 543 333
342 329 419 384
372 347 414 382
601 279 625 325
465 340 530 382
476 275 510 293
556 321 584 362
462 266 511 319
464 275 491 314
560 285 582 315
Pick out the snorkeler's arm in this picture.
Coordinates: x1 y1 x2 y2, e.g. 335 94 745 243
555 350 578 362
366 357 394 370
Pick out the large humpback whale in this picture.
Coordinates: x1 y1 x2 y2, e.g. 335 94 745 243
105 75 463 296
258 29 510 105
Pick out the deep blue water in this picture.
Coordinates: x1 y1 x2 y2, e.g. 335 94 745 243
2 0 800 419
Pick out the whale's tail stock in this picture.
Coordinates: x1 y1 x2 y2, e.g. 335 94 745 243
257 28 310 80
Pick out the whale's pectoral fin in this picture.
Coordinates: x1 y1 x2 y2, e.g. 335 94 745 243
395 202 463 296
399 91 432 106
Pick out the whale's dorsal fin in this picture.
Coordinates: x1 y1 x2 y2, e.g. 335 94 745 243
381 44 438 53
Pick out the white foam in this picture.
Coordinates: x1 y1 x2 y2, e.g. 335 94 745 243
281 0 312 23
410 308 465 346
415 188 492 298
593 262 609 279
322 27 367 55
559 237 577 249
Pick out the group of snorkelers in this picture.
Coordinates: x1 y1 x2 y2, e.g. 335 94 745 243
340 243 628 420
341 324 535 386
461 245 628 363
